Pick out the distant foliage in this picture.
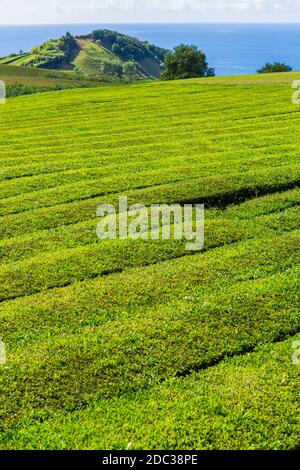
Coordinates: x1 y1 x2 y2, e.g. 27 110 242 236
6 84 52 97
257 62 293 73
123 60 140 79
1 29 167 82
162 45 215 80
90 29 167 68
99 60 123 77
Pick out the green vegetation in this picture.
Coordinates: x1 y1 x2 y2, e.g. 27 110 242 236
0 63 109 97
0 72 299 449
0 32 77 69
24 32 77 69
162 44 215 80
257 62 293 73
89 29 166 79
0 30 167 82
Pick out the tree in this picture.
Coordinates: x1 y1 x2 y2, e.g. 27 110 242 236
257 62 293 73
123 60 138 77
161 44 215 80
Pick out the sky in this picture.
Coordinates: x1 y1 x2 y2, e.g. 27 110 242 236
0 0 300 24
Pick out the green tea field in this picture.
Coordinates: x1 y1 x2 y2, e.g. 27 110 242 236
0 72 299 450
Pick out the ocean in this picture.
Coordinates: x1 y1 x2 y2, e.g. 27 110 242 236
0 23 299 76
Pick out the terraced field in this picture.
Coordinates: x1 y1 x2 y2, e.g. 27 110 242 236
0 72 299 450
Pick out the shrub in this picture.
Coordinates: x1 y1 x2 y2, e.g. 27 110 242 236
257 62 293 73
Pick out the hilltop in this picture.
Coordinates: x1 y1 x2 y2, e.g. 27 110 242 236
0 30 167 81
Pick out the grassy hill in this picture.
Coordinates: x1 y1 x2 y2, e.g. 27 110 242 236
0 72 299 449
0 30 167 81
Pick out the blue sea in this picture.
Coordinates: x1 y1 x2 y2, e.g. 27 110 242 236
0 23 300 76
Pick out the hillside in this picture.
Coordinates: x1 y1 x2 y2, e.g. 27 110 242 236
0 30 167 81
0 72 299 450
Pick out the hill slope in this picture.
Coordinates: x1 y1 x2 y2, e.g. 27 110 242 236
0 30 167 81
0 63 110 97
0 73 299 450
